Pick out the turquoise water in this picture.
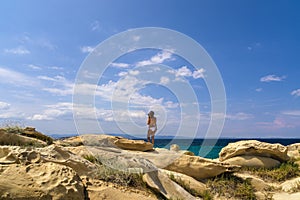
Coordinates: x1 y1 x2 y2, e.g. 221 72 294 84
153 138 300 159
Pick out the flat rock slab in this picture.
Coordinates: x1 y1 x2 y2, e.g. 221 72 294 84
219 140 289 162
223 155 281 168
143 169 196 200
164 155 239 180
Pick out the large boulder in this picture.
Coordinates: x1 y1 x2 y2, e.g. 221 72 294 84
161 169 207 196
164 154 239 180
223 155 281 169
0 162 85 200
143 169 196 200
114 138 153 151
280 177 300 192
219 140 289 162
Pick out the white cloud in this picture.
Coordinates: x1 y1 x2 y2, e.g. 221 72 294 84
129 70 139 76
260 74 286 82
0 102 10 110
256 88 263 92
132 35 141 42
0 67 37 86
160 76 170 85
192 68 205 79
226 112 253 120
110 62 130 68
136 50 174 67
164 101 179 108
80 46 95 53
27 64 42 70
38 75 74 96
91 20 101 31
282 110 300 116
291 89 300 97
4 46 30 55
176 66 192 77
29 102 73 121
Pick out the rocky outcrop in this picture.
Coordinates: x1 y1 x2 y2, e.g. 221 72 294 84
0 162 85 200
0 145 97 176
0 129 47 147
114 138 153 151
287 143 300 161
60 134 153 151
219 140 289 164
223 155 281 169
143 169 196 200
164 154 239 180
161 169 207 195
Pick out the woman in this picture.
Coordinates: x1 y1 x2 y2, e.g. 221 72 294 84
147 111 157 144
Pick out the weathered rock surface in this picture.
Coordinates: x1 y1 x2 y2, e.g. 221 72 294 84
161 169 207 195
287 143 300 160
0 129 47 147
223 155 281 168
273 192 300 200
164 154 239 180
280 177 300 192
60 134 153 151
219 140 289 162
114 138 153 151
0 145 97 176
0 162 85 200
143 169 197 200
170 144 180 152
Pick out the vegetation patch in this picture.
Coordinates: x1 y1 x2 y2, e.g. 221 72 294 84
244 161 300 182
207 172 256 200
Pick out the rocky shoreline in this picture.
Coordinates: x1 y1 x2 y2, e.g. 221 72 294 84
1 127 300 200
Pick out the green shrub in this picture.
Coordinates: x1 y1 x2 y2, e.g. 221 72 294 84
244 161 300 182
96 164 145 188
207 173 256 200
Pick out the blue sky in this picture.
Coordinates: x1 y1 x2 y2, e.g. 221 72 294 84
0 0 300 138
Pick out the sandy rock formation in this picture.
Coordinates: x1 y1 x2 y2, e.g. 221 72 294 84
114 138 153 151
0 162 85 200
0 145 97 176
0 129 47 147
219 140 289 166
161 169 207 195
143 169 197 200
164 154 239 180
170 144 180 152
223 155 281 168
287 143 300 161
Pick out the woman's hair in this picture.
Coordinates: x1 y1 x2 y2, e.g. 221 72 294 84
148 111 154 117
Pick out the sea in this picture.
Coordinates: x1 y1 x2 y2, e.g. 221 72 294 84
153 138 300 159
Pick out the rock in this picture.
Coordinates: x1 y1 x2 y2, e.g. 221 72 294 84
143 169 196 200
219 140 289 162
170 144 180 151
273 192 300 200
287 143 300 160
0 145 97 176
182 150 195 156
0 129 47 147
161 169 207 196
280 177 300 192
164 154 239 180
21 127 53 144
223 155 281 169
114 138 153 151
234 172 272 191
0 162 85 200
40 145 97 176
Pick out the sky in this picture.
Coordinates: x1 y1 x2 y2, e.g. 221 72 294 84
0 0 300 138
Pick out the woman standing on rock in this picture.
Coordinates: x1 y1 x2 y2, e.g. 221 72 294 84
147 111 157 145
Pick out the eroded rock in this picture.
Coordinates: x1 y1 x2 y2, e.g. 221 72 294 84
219 140 289 162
